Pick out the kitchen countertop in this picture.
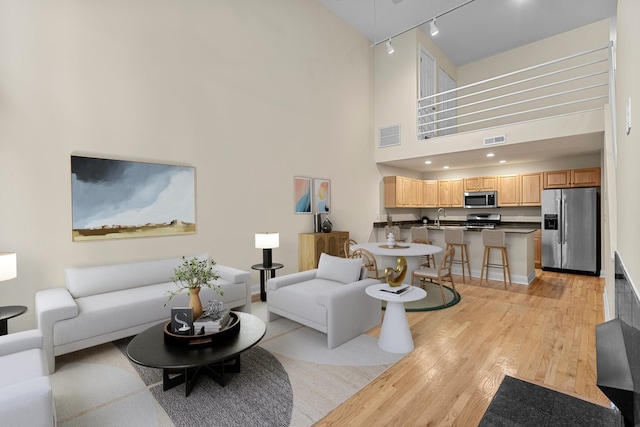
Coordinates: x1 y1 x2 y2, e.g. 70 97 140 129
373 220 539 234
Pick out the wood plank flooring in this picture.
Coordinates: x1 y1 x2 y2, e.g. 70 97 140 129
316 270 610 426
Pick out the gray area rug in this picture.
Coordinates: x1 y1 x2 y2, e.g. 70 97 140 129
479 376 624 427
114 337 293 427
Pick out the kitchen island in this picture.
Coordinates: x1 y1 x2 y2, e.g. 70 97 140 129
374 224 537 285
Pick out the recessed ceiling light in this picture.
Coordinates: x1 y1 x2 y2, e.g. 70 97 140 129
443 166 449 169
486 153 495 157
424 160 432 164
499 160 507 164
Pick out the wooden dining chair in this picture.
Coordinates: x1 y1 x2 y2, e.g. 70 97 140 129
411 246 457 306
351 248 385 280
344 238 358 258
410 226 436 267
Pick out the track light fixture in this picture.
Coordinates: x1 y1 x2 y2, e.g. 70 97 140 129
386 38 395 54
372 0 475 50
430 19 439 36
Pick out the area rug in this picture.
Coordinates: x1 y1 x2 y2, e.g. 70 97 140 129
383 281 460 311
50 301 405 427
113 339 293 427
479 375 624 427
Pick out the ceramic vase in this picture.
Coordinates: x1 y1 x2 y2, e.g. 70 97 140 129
189 287 203 320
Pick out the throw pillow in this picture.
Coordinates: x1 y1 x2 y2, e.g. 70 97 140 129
316 253 363 284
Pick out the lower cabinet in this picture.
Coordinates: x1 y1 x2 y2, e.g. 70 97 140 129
298 231 349 271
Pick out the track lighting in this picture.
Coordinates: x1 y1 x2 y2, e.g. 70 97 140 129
430 19 439 36
386 38 395 54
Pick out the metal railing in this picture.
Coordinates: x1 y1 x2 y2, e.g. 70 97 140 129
417 45 610 139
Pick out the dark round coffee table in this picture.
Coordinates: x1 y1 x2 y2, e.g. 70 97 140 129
127 311 266 396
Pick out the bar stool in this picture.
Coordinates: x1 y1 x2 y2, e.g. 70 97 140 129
480 229 511 288
444 228 471 283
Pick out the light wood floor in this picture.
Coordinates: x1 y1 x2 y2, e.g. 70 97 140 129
316 270 610 426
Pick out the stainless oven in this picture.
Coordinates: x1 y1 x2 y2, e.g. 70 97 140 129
463 191 498 209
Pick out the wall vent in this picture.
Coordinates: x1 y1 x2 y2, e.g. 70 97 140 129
379 124 401 148
483 134 506 146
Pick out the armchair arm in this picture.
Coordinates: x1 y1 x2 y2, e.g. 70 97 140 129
35 288 79 373
215 265 251 284
0 330 43 357
316 278 382 349
267 269 318 291
0 376 55 427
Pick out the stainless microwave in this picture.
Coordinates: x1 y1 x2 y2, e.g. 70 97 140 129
464 191 498 208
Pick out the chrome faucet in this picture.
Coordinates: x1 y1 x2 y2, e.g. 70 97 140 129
436 207 447 228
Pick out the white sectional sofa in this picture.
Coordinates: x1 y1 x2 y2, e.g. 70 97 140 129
267 253 381 348
35 253 251 373
0 329 56 427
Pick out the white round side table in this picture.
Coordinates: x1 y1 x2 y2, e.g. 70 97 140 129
365 283 427 353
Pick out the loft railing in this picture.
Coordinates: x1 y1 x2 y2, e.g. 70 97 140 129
417 45 610 139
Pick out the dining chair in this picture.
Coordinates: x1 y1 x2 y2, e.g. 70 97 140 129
351 248 385 280
410 226 435 267
344 238 358 258
384 225 405 242
411 246 457 306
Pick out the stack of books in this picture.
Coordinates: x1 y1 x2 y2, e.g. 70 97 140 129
194 309 231 334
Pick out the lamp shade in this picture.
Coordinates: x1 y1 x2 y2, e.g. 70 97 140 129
0 252 17 281
255 233 279 249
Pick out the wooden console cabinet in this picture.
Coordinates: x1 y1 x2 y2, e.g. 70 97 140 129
298 231 349 271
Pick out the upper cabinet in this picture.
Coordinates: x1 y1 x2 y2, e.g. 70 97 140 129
497 173 543 207
463 176 497 192
384 176 423 208
520 173 543 206
423 180 438 207
543 167 601 189
450 179 463 207
497 175 519 207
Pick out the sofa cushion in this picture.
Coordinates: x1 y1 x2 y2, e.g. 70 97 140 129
0 349 48 388
268 278 343 326
53 279 242 346
316 253 362 284
65 253 208 298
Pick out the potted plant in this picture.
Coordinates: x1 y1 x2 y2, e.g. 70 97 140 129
165 256 222 320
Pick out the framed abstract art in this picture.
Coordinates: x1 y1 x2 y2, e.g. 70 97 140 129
313 178 331 213
294 176 312 214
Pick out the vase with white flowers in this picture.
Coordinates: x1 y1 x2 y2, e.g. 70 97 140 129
165 256 222 320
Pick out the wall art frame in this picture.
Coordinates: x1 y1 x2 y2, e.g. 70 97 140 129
71 155 196 241
313 178 331 213
294 176 312 214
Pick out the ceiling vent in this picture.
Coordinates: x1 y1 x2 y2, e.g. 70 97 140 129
483 134 506 146
379 124 401 148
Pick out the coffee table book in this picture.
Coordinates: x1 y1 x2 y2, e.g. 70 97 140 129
170 307 194 335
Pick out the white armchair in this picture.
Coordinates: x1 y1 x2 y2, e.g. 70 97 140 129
0 329 55 427
267 253 381 348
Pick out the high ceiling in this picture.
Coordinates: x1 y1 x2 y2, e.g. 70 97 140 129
319 0 617 67
317 0 617 173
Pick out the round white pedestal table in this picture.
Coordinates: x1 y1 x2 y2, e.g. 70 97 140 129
352 243 442 284
365 283 427 353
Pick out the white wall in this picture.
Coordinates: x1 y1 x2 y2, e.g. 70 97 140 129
614 0 640 302
0 0 379 331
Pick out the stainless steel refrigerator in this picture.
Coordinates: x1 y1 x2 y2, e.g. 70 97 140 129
541 187 599 275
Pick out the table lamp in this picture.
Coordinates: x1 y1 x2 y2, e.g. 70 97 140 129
255 233 279 268
0 252 17 282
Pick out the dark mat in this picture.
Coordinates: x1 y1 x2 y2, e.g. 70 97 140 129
114 336 293 427
479 376 624 427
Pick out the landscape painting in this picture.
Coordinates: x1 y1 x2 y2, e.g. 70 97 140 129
71 156 196 241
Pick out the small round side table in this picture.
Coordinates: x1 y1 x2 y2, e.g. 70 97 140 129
365 284 426 353
251 263 284 302
0 305 28 335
